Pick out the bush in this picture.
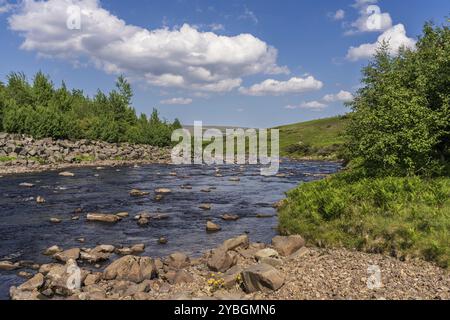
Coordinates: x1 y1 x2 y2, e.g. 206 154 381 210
278 174 450 268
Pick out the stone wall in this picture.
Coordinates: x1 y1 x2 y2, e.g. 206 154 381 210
0 132 171 167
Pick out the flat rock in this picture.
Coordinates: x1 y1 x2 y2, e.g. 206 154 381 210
255 248 279 260
199 204 212 210
155 188 172 194
59 171 75 177
222 235 249 251
103 255 157 283
129 189 150 197
0 261 21 271
221 214 240 221
272 235 305 256
206 221 221 232
241 263 285 293
17 273 44 291
86 213 121 223
54 248 80 263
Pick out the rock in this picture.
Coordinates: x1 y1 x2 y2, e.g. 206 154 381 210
155 188 171 194
229 177 240 182
221 214 240 221
158 237 168 245
38 263 60 275
207 247 237 272
86 213 121 223
9 287 41 300
46 260 84 296
206 221 221 232
223 265 243 289
199 203 212 210
129 189 150 197
19 182 34 187
241 263 285 293
71 216 80 221
117 247 133 255
201 188 211 193
167 252 190 269
76 237 85 243
138 217 149 226
43 245 63 256
50 218 61 223
59 171 75 177
116 212 129 218
17 273 44 291
131 244 145 254
103 255 157 283
18 271 33 278
84 273 102 286
36 196 46 204
259 257 283 267
222 235 249 251
80 250 110 263
0 261 21 271
164 270 194 285
154 194 164 201
95 244 115 253
271 235 305 256
255 248 279 260
54 248 80 262
287 247 310 260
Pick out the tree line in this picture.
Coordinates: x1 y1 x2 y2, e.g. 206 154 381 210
0 73 181 147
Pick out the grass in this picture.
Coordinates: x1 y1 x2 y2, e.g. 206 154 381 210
278 173 450 268
0 156 17 162
274 115 349 160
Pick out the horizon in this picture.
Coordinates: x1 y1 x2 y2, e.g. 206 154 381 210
0 0 448 127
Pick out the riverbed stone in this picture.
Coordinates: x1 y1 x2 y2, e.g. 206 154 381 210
271 235 305 256
59 171 75 177
0 261 21 271
54 248 80 262
241 263 285 293
155 188 171 194
129 189 150 197
207 247 237 272
167 252 190 269
36 196 46 204
199 203 212 210
17 273 44 291
103 255 157 283
221 214 240 221
43 245 63 256
86 213 121 223
206 221 221 232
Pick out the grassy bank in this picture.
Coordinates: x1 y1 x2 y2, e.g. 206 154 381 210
275 116 348 160
278 174 450 268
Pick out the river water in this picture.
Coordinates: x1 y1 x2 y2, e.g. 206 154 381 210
0 160 340 299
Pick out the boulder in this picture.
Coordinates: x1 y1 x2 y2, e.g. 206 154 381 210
155 188 171 194
86 213 121 223
131 244 145 254
17 273 44 291
0 261 21 271
222 235 249 251
54 248 80 262
84 273 102 286
9 287 41 300
271 235 305 256
223 265 243 289
221 214 240 221
207 247 237 272
241 263 285 293
43 245 63 256
95 244 115 253
46 260 85 296
103 255 157 283
59 171 75 177
36 196 46 204
164 270 194 285
199 203 212 210
129 189 150 197
79 250 110 263
255 248 279 260
206 221 221 232
167 252 190 269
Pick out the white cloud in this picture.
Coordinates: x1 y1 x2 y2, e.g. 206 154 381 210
347 24 416 61
323 90 354 103
209 23 224 31
286 101 327 111
346 0 392 34
0 0 12 13
239 6 258 25
160 97 193 105
332 9 345 21
8 0 288 92
239 76 323 96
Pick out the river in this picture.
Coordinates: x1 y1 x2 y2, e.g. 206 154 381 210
0 160 340 299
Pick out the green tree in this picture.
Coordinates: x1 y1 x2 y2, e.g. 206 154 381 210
346 23 450 177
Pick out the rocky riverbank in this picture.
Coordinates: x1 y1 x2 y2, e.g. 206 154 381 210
0 132 172 175
5 234 449 300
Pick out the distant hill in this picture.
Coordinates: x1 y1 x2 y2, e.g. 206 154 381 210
275 115 349 160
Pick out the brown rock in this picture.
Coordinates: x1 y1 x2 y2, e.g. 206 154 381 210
207 247 237 272
241 263 285 293
221 214 240 221
43 245 62 256
206 221 221 232
199 203 212 210
36 196 46 204
86 213 121 223
54 248 80 262
167 252 190 269
59 171 75 177
0 261 21 271
165 270 194 285
223 235 249 251
272 235 305 256
103 255 157 283
17 273 44 291
129 189 150 197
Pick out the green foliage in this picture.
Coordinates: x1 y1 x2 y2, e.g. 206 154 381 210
275 116 349 159
279 174 450 268
346 23 450 177
0 72 179 147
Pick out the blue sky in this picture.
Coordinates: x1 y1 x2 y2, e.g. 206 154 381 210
0 0 448 127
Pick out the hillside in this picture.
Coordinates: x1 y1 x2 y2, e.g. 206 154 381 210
275 115 349 160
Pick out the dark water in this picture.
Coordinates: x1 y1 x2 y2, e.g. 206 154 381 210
0 161 340 299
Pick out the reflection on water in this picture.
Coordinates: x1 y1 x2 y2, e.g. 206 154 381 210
0 160 340 299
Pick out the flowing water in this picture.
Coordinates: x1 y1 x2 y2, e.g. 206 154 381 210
0 160 340 299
